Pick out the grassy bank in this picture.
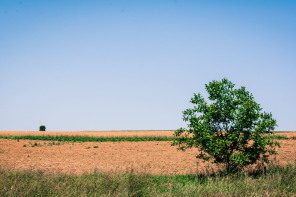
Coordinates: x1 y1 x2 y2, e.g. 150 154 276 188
0 135 289 142
1 163 295 197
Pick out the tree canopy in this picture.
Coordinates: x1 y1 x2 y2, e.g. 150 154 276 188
172 78 279 172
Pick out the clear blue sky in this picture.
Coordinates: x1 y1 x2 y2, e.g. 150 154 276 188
0 0 295 131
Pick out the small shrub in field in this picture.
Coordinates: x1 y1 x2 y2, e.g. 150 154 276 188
39 125 46 131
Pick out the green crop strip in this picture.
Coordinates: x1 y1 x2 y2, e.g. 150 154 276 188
0 135 176 142
0 135 291 142
264 135 289 140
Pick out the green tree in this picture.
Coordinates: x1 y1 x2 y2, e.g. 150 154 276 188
39 125 46 131
172 78 280 173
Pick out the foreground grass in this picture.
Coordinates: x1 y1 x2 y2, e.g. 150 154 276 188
1 163 295 197
0 134 290 142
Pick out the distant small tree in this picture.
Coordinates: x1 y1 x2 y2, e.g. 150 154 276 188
39 125 46 131
172 78 280 173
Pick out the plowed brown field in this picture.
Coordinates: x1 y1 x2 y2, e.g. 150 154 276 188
0 131 295 175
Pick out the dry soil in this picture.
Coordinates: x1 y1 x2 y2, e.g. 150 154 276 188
0 131 295 175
